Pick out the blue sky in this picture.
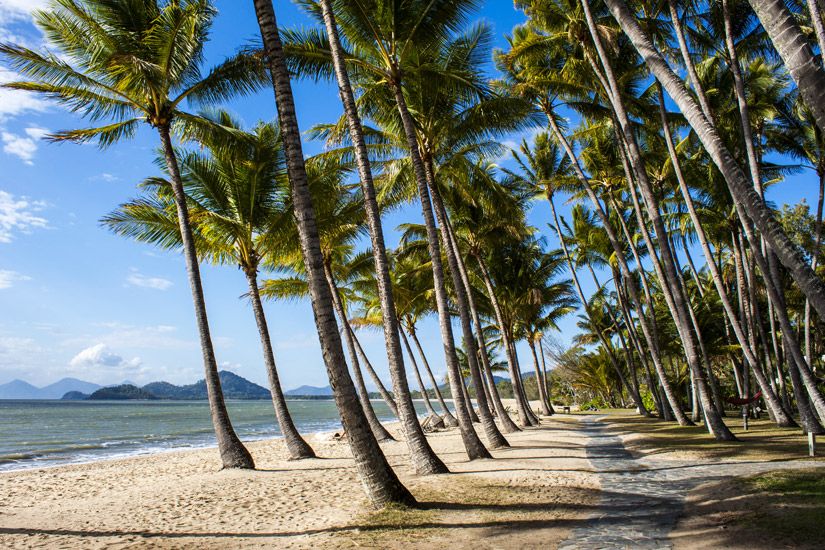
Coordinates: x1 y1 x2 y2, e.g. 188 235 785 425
0 0 817 392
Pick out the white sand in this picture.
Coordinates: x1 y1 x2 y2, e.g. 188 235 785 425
0 409 597 549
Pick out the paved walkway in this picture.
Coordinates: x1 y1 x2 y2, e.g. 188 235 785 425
557 416 817 550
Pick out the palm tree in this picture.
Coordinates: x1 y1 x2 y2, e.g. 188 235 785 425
251 0 414 507
103 113 318 458
0 0 268 468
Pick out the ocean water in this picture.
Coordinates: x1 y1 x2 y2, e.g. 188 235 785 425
0 399 433 472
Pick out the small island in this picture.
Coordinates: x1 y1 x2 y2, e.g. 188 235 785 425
87 384 159 400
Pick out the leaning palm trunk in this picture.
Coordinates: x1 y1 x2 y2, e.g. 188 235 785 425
537 340 556 415
426 175 509 448
349 333 399 417
474 253 536 427
252 0 414 506
528 338 552 416
158 125 254 469
544 114 691 425
444 224 521 432
244 269 317 458
409 328 458 426
584 0 730 440
655 83 794 425
806 175 824 365
389 81 490 460
605 0 825 323
316 0 447 476
324 265 396 442
587 266 652 417
399 330 442 424
746 0 825 136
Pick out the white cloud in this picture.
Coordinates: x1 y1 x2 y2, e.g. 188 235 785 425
0 190 48 242
0 269 30 289
0 336 42 366
1 125 49 163
69 343 143 375
126 273 173 290
2 131 36 163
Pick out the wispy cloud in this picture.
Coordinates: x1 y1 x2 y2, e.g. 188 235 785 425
1 126 48 163
126 272 173 290
0 269 30 290
0 190 48 242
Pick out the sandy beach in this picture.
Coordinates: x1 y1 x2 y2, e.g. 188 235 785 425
0 411 598 549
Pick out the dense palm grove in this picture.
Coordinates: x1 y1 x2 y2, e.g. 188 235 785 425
3 0 825 507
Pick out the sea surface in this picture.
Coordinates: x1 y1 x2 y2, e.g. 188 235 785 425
0 399 434 472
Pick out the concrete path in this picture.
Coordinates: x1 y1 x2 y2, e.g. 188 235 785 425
557 416 815 550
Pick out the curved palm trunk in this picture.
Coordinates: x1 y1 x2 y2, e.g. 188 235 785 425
583 0 735 441
244 269 316 458
588 266 652 417
444 226 520 432
409 328 458 426
537 339 556 415
508 336 540 425
746 0 825 136
324 264 396 442
427 180 508 448
474 253 536 427
316 0 447 476
667 0 715 124
528 338 552 416
655 83 794 425
606 0 825 323
389 80 490 460
253 0 414 507
349 333 398 417
158 125 254 470
399 329 442 424
805 173 824 365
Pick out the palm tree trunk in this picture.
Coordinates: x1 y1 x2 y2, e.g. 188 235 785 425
388 79 490 460
252 0 414 506
537 339 556 414
605 0 825 323
667 0 715 124
158 124 254 470
348 332 398 417
474 253 536 427
315 0 447 476
806 173 824 365
244 269 316 458
544 112 691 425
443 224 520 432
588 266 652 417
399 329 441 423
323 264 396 442
409 328 458 426
746 0 825 136
528 338 552 416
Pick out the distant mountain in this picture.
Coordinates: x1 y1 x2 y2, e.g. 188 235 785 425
0 379 43 399
285 385 333 396
61 391 90 400
143 371 270 400
41 378 102 399
88 384 158 400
